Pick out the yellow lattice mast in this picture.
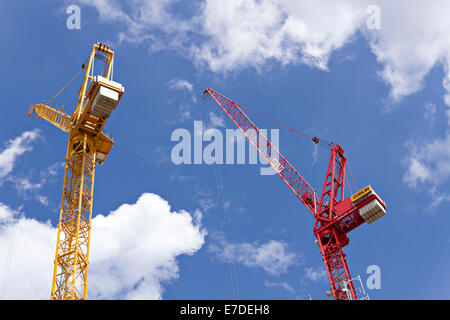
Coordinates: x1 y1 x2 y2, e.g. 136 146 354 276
27 42 125 300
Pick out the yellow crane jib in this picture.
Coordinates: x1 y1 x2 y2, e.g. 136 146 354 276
27 42 125 300
27 103 72 133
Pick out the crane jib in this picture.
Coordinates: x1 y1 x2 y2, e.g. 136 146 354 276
204 88 318 217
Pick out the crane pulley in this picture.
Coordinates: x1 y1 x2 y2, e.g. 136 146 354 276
203 88 387 300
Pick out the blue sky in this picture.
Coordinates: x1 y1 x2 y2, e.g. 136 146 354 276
1 0 450 300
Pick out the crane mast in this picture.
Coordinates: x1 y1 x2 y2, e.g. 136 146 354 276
27 43 124 300
315 145 357 300
203 88 387 300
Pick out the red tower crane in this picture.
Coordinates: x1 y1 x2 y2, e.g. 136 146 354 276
203 88 387 300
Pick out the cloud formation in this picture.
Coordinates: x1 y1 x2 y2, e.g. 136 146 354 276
0 193 206 299
304 266 327 282
209 238 298 276
404 133 450 208
78 0 450 108
0 130 40 182
77 0 450 210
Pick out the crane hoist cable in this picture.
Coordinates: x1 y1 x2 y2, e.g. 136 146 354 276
45 67 84 106
202 90 330 146
202 102 240 300
45 54 95 108
0 121 34 299
205 87 359 196
234 102 336 149
226 100 360 195
346 160 358 192
212 163 241 300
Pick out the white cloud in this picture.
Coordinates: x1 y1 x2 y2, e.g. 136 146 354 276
0 204 55 299
404 157 432 189
389 1 450 206
40 161 63 179
5 161 63 207
403 132 450 208
312 143 319 166
198 198 216 213
9 177 43 192
168 79 197 103
264 280 295 293
78 0 194 50
89 193 206 299
363 1 450 107
429 187 450 210
403 101 450 209
0 203 18 223
168 78 194 94
165 103 192 125
424 103 437 125
192 0 364 72
80 1 450 109
77 0 364 72
36 195 49 207
0 130 40 182
194 0 450 106
166 79 197 124
152 146 172 166
404 134 450 188
208 112 225 128
169 174 195 182
209 238 298 276
304 266 327 282
0 193 206 299
78 1 450 205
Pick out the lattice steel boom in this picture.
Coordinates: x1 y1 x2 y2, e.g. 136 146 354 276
28 42 125 300
203 88 387 300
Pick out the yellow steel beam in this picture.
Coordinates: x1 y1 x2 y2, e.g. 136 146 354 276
51 134 95 300
27 103 72 133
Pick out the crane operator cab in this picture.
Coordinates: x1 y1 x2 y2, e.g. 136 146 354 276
76 75 124 165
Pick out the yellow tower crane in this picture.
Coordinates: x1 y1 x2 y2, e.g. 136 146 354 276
27 42 125 300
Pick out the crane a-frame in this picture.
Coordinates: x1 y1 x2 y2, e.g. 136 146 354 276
27 42 124 300
203 88 386 300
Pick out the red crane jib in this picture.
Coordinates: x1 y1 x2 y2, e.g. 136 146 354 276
203 88 387 300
